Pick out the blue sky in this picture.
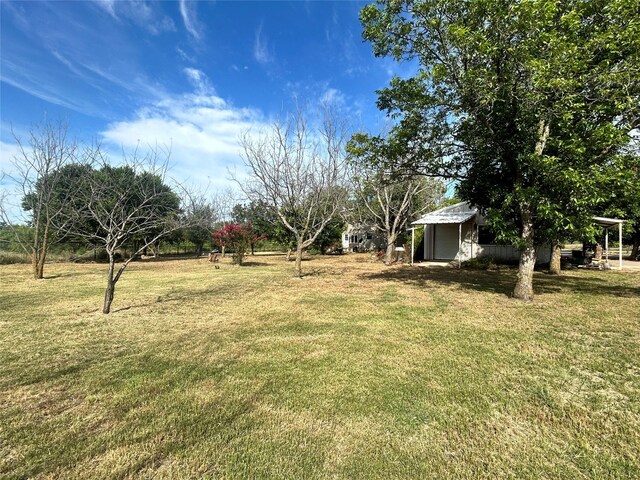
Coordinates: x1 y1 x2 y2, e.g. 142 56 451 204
1 0 415 193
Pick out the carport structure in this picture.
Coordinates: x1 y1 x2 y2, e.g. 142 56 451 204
593 216 625 270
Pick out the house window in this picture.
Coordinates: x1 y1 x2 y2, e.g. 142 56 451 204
344 234 349 241
478 225 496 245
366 234 372 240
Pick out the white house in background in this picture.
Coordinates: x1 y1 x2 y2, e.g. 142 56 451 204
412 202 552 264
341 224 386 252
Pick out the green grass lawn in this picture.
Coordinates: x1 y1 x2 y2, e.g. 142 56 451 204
1 254 639 479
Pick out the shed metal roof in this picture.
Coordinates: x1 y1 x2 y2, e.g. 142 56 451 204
412 210 476 225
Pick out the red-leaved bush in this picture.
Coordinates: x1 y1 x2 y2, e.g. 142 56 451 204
211 223 264 265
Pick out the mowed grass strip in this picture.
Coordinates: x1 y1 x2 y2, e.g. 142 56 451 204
0 254 639 479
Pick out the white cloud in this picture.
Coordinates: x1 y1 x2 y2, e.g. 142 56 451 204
100 93 268 192
0 141 29 223
254 23 273 65
0 140 22 173
179 0 203 41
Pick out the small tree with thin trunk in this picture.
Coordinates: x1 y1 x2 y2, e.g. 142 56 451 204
236 108 347 277
0 119 77 279
60 146 188 313
211 223 263 265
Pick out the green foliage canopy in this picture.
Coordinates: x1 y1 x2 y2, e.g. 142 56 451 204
357 0 640 296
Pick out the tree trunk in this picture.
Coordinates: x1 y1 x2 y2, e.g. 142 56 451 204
384 234 397 265
549 240 561 275
631 225 639 260
294 244 303 277
513 208 536 301
32 246 39 279
286 248 292 261
36 223 50 279
221 245 226 258
103 257 116 314
36 254 45 279
251 242 255 255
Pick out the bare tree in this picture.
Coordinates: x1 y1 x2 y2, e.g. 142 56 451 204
61 145 190 313
350 167 445 264
236 108 347 277
0 119 77 279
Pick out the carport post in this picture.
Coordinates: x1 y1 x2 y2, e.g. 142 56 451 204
458 223 462 269
410 227 415 266
619 222 623 270
424 225 427 260
605 227 609 264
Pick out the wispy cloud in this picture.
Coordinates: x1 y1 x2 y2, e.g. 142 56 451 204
254 23 273 65
1 58 92 114
183 68 212 95
179 0 203 41
176 46 195 63
93 0 117 19
93 0 175 34
319 88 346 108
1 1 171 118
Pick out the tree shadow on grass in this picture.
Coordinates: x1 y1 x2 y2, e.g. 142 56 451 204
108 280 256 313
359 266 640 299
533 271 640 298
136 255 203 263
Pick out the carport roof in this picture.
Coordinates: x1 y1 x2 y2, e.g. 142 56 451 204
593 216 624 227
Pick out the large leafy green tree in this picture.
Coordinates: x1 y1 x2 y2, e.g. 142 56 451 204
357 0 640 299
184 200 217 257
311 216 345 254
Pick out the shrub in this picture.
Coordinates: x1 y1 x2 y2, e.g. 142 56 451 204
212 223 264 265
0 251 30 265
462 256 498 270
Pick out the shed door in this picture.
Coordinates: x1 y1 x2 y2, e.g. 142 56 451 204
433 224 459 260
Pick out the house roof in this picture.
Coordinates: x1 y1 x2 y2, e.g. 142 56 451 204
412 202 477 225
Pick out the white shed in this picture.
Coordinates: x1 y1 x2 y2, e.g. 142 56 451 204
412 202 551 264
